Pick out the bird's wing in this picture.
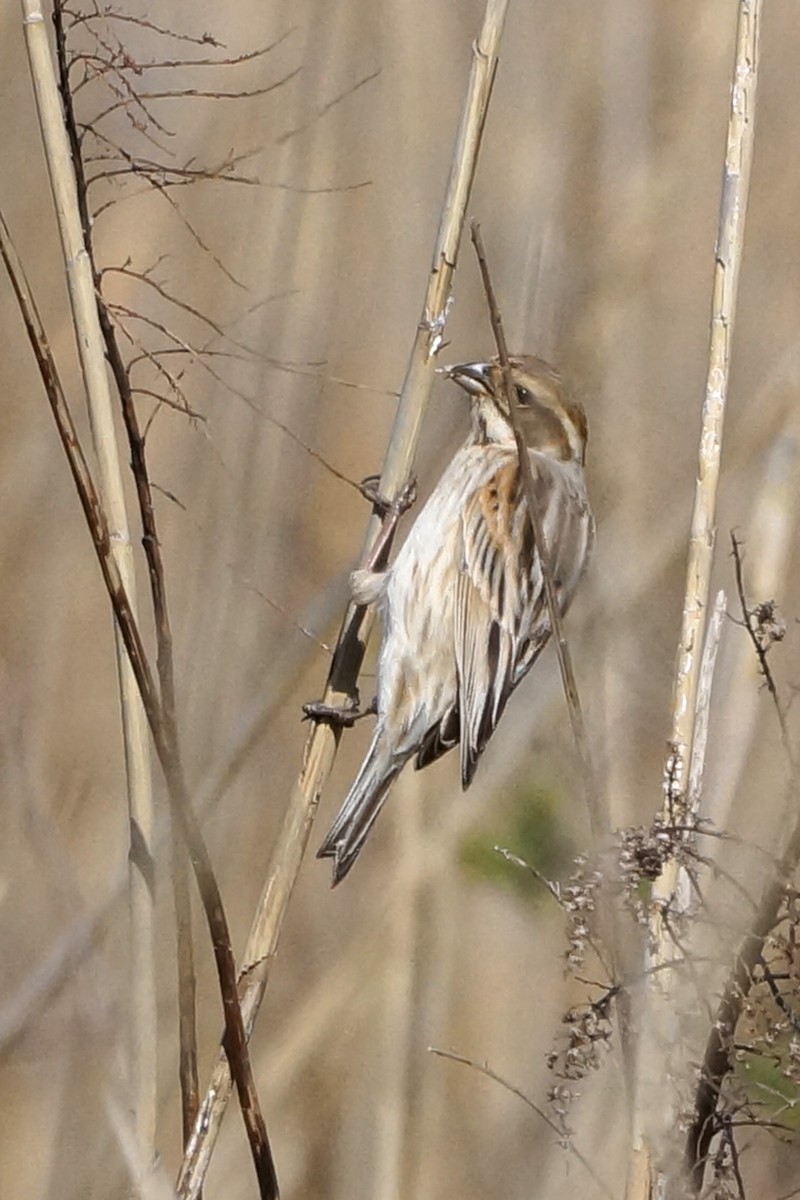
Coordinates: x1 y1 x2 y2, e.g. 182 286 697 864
454 454 592 786
454 458 536 787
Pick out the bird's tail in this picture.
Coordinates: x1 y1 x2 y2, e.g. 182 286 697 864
317 733 403 885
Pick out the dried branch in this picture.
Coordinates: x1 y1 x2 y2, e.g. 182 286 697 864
277 67 380 144
704 409 800 856
110 297 371 499
52 0 202 1148
61 3 224 48
428 1048 613 1199
0 206 279 1199
730 532 794 770
468 221 637 1125
626 4 764 1196
0 578 343 1060
176 3 510 1194
685 561 799 1192
69 30 293 77
687 590 726 816
20 0 158 1169
19 0 284 1185
469 219 605 845
88 66 301 126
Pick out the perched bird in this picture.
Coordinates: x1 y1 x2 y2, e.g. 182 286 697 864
318 355 594 884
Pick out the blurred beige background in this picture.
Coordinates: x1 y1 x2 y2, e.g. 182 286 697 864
1 1 800 1197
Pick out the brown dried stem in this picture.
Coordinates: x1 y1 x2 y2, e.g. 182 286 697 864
17 0 284 1185
0 206 278 1199
469 219 605 845
52 0 200 1145
729 532 795 769
685 541 799 1192
176 2 510 1194
469 221 636 1125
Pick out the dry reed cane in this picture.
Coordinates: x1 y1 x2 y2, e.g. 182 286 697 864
176 3 510 1194
626 3 763 1195
20 0 157 1172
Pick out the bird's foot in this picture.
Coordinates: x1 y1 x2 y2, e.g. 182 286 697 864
302 693 377 729
358 475 417 519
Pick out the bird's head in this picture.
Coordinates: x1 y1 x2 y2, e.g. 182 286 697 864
446 355 587 465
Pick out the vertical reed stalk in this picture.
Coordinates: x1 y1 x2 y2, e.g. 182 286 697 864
626 4 763 1194
20 0 157 1173
176 3 510 1194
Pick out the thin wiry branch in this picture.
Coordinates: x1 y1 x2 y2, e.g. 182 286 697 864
92 70 177 136
68 27 294 79
104 264 238 339
104 256 311 370
130 387 204 422
113 320 197 416
73 44 175 130
495 848 612 977
428 1048 613 1199
469 220 605 845
87 158 259 188
110 302 371 498
128 168 249 286
277 67 381 143
686 616 800 1188
89 66 300 127
730 531 795 770
61 3 224 48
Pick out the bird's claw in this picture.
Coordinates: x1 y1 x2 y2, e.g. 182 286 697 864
358 475 417 519
302 693 377 729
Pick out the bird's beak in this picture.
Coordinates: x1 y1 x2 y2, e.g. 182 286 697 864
444 361 494 397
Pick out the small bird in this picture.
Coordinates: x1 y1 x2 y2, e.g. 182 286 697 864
318 355 594 884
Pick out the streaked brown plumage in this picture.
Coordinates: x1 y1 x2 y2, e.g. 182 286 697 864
318 355 594 884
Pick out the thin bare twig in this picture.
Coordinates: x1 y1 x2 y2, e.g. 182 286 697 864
88 65 301 125
730 532 795 771
429 1048 613 1199
495 847 612 973
469 223 635 1121
109 298 371 499
0 580 342 1060
469 220 605 845
277 68 380 144
62 3 224 47
69 30 294 77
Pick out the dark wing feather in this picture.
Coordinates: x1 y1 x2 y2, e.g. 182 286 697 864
415 707 460 771
453 454 592 786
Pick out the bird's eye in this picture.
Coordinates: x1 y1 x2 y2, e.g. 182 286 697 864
515 386 532 407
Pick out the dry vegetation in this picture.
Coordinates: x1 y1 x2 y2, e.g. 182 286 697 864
1 2 800 1198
